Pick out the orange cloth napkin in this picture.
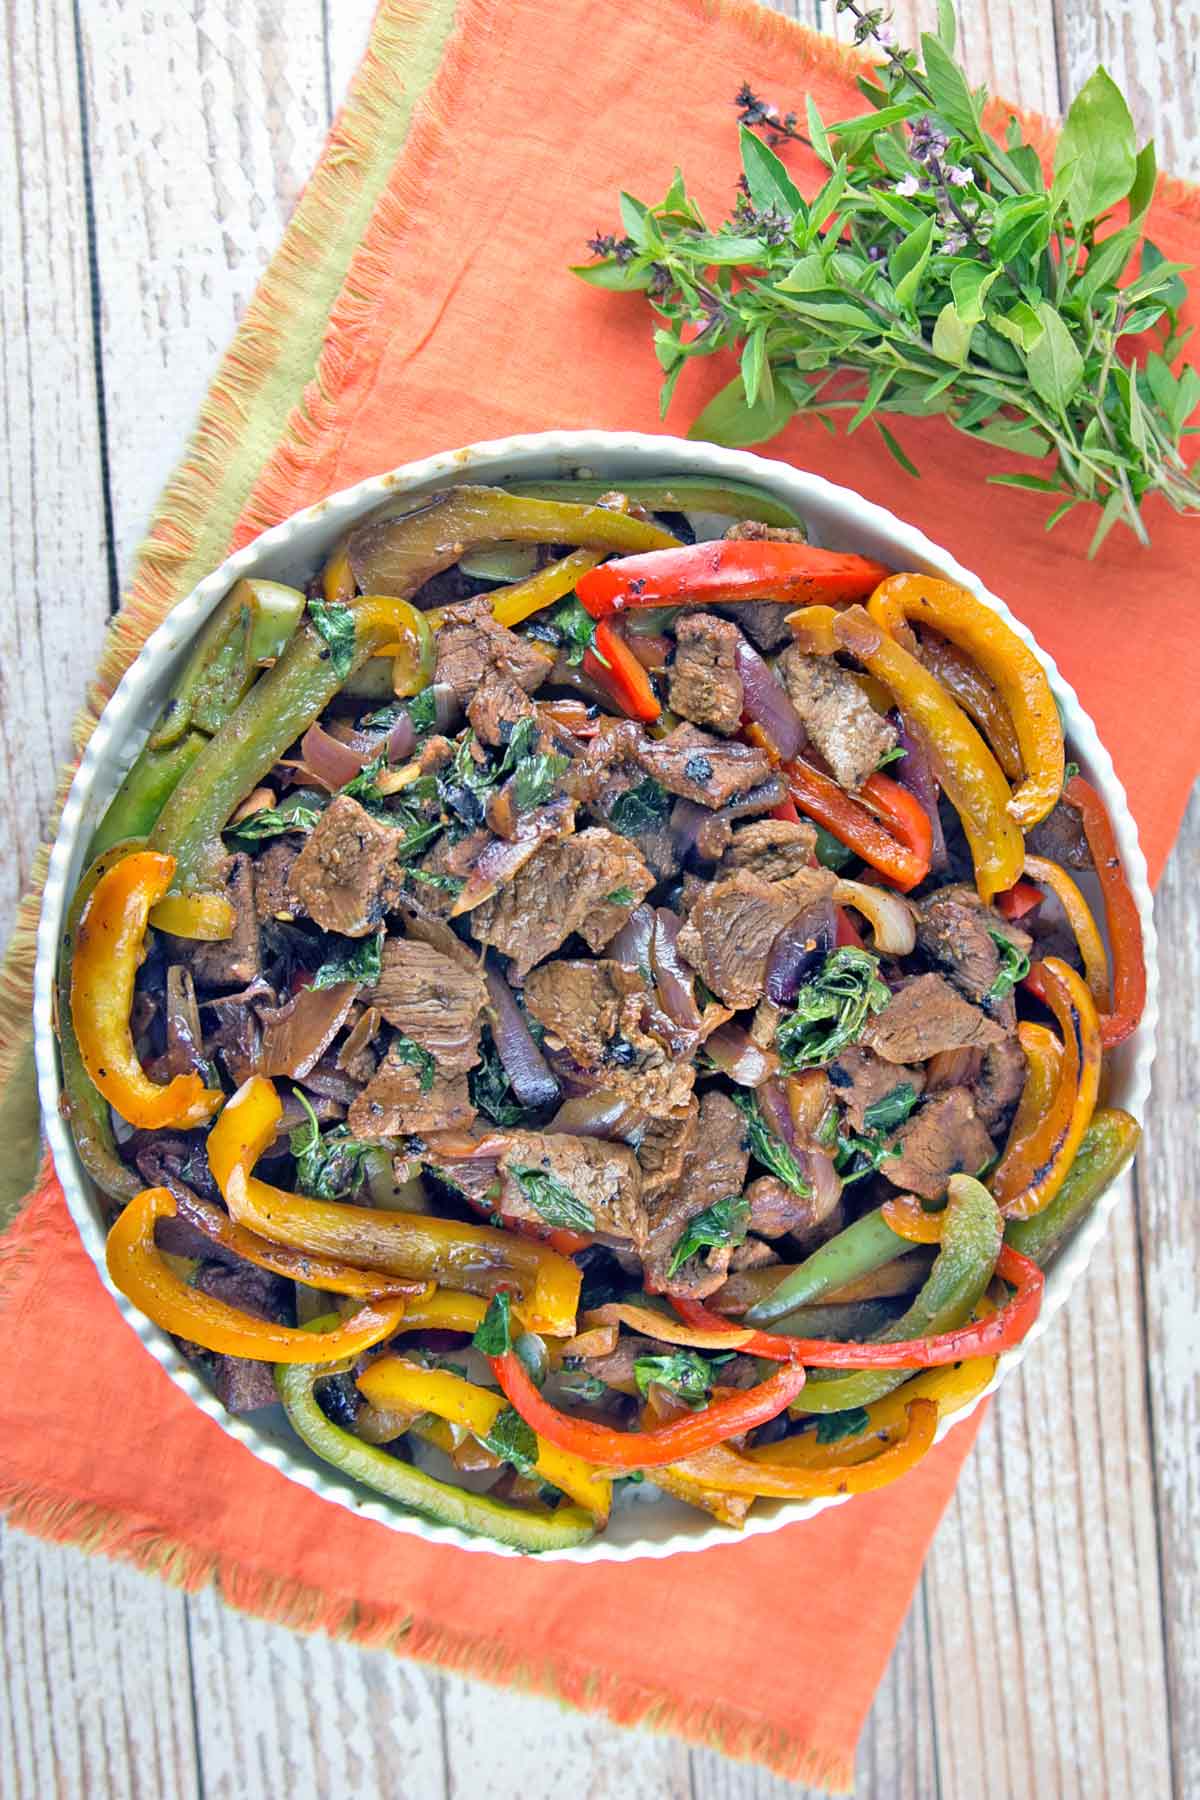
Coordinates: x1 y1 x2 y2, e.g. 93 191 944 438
3 0 1197 1787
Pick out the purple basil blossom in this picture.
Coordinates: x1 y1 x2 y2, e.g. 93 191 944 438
909 116 949 164
947 165 975 187
868 243 888 262
942 228 969 256
895 173 921 197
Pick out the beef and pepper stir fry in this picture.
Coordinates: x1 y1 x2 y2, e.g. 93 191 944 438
60 475 1147 1551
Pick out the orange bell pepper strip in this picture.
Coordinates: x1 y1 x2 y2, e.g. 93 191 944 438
1002 959 1102 1222
69 850 224 1130
584 618 662 722
576 540 892 617
170 1186 426 1302
358 1356 612 1524
913 629 1024 782
867 573 1062 826
1063 774 1147 1047
990 1020 1070 1207
833 606 1024 900
489 548 605 629
488 1346 806 1470
207 1077 581 1335
666 1397 938 1497
106 1188 408 1361
1021 855 1110 1012
783 760 929 891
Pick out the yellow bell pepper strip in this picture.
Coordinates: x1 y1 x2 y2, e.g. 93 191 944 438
149 593 434 892
576 540 892 618
69 850 224 1131
1001 959 1102 1221
89 579 306 860
276 1350 595 1553
322 537 357 602
668 1398 938 1497
1006 1108 1141 1267
358 1357 611 1525
488 1347 807 1470
990 1020 1071 1207
832 606 1024 901
582 1300 757 1351
1063 774 1147 1047
107 1189 407 1361
364 596 437 697
207 1077 581 1335
644 1463 754 1528
913 629 1024 782
489 548 605 628
785 603 841 656
505 476 808 530
170 1186 426 1302
145 891 236 941
1021 855 1110 1012
867 573 1063 827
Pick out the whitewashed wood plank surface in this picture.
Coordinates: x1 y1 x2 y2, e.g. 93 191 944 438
2 2 1195 1797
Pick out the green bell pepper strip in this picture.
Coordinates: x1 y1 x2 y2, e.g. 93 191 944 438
56 837 149 1202
275 1357 596 1554
745 1209 911 1324
503 477 807 531
1005 1108 1141 1268
148 595 413 892
791 1176 1003 1414
89 579 304 860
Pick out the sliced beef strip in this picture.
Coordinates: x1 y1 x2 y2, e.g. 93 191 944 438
636 1096 699 1196
969 1037 1027 1137
724 520 807 546
777 646 899 791
667 612 745 735
719 818 818 884
163 854 260 991
745 1175 822 1239
434 597 553 706
257 981 359 1080
522 959 696 1114
253 840 302 922
916 883 1032 1005
635 721 772 809
470 827 654 978
865 973 1007 1064
286 796 401 938
193 1261 293 1414
676 865 838 1009
366 937 487 1076
642 1091 750 1299
882 1087 995 1200
728 1236 781 1273
348 1054 476 1140
717 601 793 654
467 667 537 747
828 1044 926 1133
491 1128 647 1249
1025 797 1092 870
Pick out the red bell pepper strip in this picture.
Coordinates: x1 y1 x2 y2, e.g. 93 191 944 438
783 761 929 891
861 772 933 872
995 879 1044 921
669 1247 1043 1369
836 908 866 949
576 540 892 619
771 795 803 826
488 1346 806 1469
583 619 661 722
1062 774 1146 1047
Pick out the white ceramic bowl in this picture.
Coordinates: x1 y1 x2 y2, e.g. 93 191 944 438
34 431 1158 1561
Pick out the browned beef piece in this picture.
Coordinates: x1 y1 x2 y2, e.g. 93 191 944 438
720 818 817 883
917 883 1032 1004
367 937 486 1075
728 1236 781 1273
286 796 400 938
882 1088 994 1199
467 667 537 747
253 840 301 922
1026 797 1092 870
667 613 744 735
408 827 491 921
635 721 772 809
677 866 837 1009
434 597 553 705
492 1129 647 1247
746 1175 821 1239
522 959 695 1113
470 827 654 977
637 1097 699 1196
257 982 359 1080
865 974 1007 1064
168 854 260 990
348 1054 476 1139
724 520 807 546
642 1091 750 1298
200 981 269 1085
422 1143 501 1208
579 1333 660 1394
828 1044 926 1132
777 647 899 790
718 601 793 654
399 910 481 973
969 1037 1027 1136
194 1261 292 1413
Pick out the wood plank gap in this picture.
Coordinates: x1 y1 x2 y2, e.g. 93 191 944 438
917 1574 944 1800
68 0 119 614
183 1597 208 1800
319 0 334 125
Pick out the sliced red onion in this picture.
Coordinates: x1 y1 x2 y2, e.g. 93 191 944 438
485 965 560 1110
894 711 948 873
765 899 836 1004
832 879 917 955
668 798 710 864
735 639 805 761
758 1076 801 1152
721 775 787 819
432 681 461 735
387 711 417 761
451 797 574 915
704 1023 779 1087
608 903 655 972
300 721 370 790
759 1076 841 1217
650 908 701 1029
164 965 207 1079
548 1092 648 1143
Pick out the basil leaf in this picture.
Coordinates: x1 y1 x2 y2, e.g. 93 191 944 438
226 791 326 845
482 1406 540 1478
633 1350 731 1408
469 1030 529 1127
667 1193 750 1277
513 752 570 813
731 1092 811 1197
862 1082 920 1133
1054 66 1137 234
688 373 797 448
308 930 383 991
471 1292 513 1356
289 1090 376 1199
308 601 357 681
815 1406 872 1445
986 930 1031 1001
607 777 671 835
550 595 597 665
508 1164 596 1233
739 123 803 217
1025 303 1085 412
391 1033 436 1093
776 948 891 1070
